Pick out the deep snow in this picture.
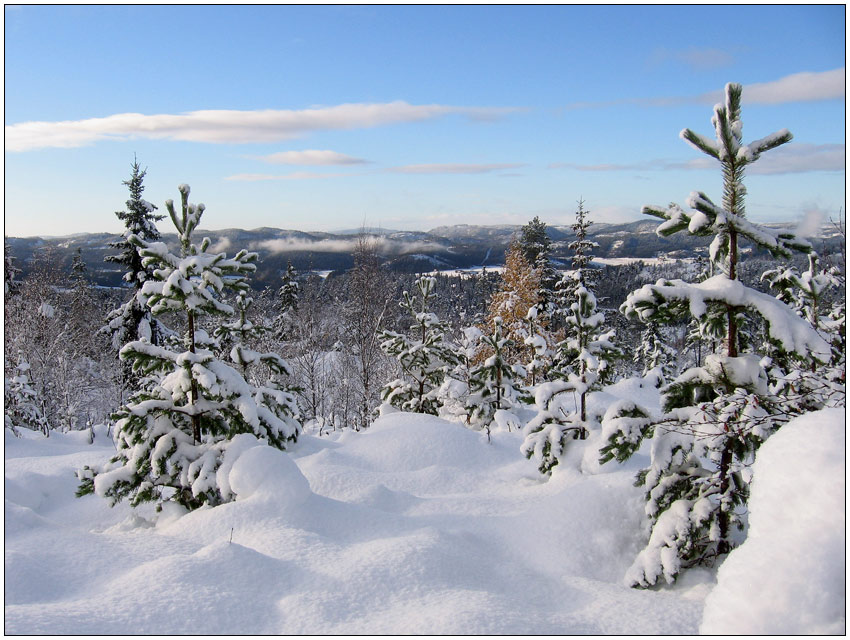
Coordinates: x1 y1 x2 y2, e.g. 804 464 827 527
4 399 845 634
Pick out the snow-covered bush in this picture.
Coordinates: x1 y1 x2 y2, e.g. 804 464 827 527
77 185 300 510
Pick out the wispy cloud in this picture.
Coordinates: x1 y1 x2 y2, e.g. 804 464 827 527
225 171 354 181
388 163 526 175
563 68 845 110
550 143 844 175
6 102 521 152
255 149 370 165
649 46 735 71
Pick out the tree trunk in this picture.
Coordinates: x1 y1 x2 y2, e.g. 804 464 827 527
717 438 734 555
187 310 201 444
726 227 738 358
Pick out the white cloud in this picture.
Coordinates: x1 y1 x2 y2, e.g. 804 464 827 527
742 68 845 104
563 68 845 110
256 150 369 165
388 163 526 175
6 102 520 152
550 143 844 175
747 144 845 174
225 171 354 181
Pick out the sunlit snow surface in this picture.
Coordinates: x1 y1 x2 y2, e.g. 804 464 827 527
701 408 846 635
9 384 811 634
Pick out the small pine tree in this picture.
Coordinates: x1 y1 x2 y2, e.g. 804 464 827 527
273 260 300 341
77 185 300 510
436 326 482 424
607 83 831 588
523 201 620 476
4 359 50 436
634 322 678 385
466 317 531 435
378 276 458 414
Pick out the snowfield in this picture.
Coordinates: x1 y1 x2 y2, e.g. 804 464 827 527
4 402 845 634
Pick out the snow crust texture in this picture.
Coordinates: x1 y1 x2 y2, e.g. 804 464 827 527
700 408 845 635
5 411 708 635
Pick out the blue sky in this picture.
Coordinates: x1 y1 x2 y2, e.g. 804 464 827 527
4 4 845 237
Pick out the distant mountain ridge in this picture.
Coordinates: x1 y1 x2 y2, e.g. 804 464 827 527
6 220 840 290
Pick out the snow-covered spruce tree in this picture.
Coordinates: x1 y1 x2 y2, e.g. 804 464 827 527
466 317 531 437
272 260 299 341
522 201 620 475
77 185 300 510
378 276 458 414
436 326 483 424
104 159 167 401
634 322 678 386
606 83 831 587
4 358 50 437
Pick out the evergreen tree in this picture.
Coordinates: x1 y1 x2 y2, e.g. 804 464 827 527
273 260 299 341
606 83 831 587
761 252 845 410
4 358 50 436
634 322 678 385
436 326 483 424
77 185 300 510
466 317 531 436
518 216 558 319
104 158 167 388
523 201 620 476
378 276 458 414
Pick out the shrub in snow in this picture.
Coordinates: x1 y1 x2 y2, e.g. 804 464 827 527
610 83 832 587
378 276 459 415
77 185 300 511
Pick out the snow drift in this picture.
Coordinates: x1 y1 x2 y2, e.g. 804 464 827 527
700 408 845 635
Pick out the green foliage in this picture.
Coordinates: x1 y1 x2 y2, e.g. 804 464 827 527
378 276 458 414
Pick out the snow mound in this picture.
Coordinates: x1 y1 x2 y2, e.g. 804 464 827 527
334 412 499 472
700 408 845 635
225 435 311 506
